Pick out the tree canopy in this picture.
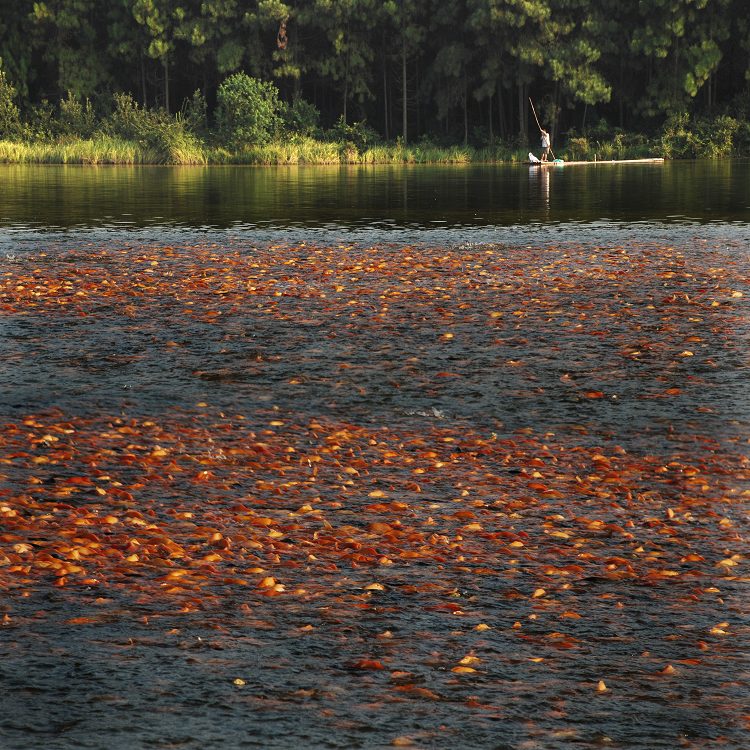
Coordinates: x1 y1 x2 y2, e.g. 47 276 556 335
2 0 749 142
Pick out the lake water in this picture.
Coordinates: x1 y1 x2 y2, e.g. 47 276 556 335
1 162 748 750
1 159 749 245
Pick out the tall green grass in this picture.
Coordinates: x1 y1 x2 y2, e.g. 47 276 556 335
208 137 342 164
0 136 139 163
200 139 481 164
563 133 658 161
0 135 207 164
0 133 668 165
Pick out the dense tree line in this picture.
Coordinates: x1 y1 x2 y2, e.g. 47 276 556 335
1 0 749 144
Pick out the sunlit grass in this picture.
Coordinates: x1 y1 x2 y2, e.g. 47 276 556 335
0 135 664 165
0 136 144 164
0 134 207 165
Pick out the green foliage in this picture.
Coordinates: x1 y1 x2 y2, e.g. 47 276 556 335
105 92 159 140
660 112 739 158
729 92 750 155
59 91 98 138
308 0 377 122
133 0 177 62
216 73 281 146
629 0 731 117
0 135 144 164
0 61 21 138
695 115 739 158
3 0 750 152
281 98 321 138
561 127 656 160
30 0 110 100
180 89 208 136
566 136 591 161
103 92 205 163
328 116 380 150
735 121 750 156
25 100 56 141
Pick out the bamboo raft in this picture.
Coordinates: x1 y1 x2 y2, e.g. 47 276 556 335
528 157 665 166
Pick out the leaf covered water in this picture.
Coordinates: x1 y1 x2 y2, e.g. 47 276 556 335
1 240 748 749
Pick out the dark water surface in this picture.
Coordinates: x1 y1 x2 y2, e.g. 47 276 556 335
1 159 750 242
1 162 748 749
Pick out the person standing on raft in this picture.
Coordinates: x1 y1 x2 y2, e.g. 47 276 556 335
529 98 554 162
540 129 551 162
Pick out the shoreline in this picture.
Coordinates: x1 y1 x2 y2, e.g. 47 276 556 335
0 136 666 166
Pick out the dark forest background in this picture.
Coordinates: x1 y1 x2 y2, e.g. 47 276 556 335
1 0 749 145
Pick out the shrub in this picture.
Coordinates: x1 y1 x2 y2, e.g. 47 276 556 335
103 92 204 163
280 98 320 138
59 91 98 138
181 89 208 136
145 120 206 164
328 115 380 150
566 136 590 160
735 120 750 156
216 73 281 146
106 92 166 141
470 125 493 147
25 99 56 140
660 112 738 158
694 115 738 158
0 61 21 138
589 117 614 139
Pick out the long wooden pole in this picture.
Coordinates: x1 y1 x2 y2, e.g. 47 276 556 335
528 97 542 133
529 97 557 160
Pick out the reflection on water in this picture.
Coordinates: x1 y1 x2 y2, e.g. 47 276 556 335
529 165 551 214
2 160 749 253
1 160 749 233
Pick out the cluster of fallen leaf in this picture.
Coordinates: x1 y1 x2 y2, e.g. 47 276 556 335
1 240 748 747
0 410 747 601
2 241 747 416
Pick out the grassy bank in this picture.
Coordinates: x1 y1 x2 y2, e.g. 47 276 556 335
0 135 208 165
5 122 744 165
0 135 540 165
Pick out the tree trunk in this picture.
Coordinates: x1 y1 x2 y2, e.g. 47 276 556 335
416 56 420 136
553 80 560 142
382 39 389 140
497 83 506 139
402 34 407 143
517 82 527 139
673 35 680 106
618 54 624 128
292 23 302 101
140 53 147 107
488 92 493 143
163 57 169 113
343 47 349 123
463 72 468 145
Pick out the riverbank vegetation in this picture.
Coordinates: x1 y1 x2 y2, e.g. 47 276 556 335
1 1 750 164
1 77 746 165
